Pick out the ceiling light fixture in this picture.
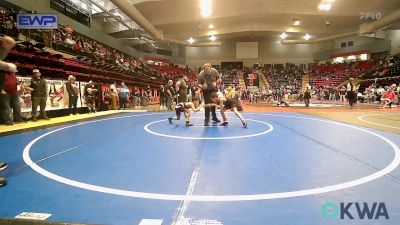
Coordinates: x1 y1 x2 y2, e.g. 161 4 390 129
303 33 312 40
208 24 214 29
318 3 331 11
280 32 288 39
187 37 195 44
293 19 300 26
200 0 212 17
209 35 216 41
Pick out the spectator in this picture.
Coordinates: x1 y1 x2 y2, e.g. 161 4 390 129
132 86 141 109
65 75 79 115
64 34 76 47
64 24 73 34
339 86 346 102
380 85 396 108
84 80 97 113
118 81 129 110
110 82 118 110
144 86 152 105
166 80 174 110
159 85 167 110
28 69 49 121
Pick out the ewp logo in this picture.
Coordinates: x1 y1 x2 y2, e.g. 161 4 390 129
322 202 389 220
17 14 58 29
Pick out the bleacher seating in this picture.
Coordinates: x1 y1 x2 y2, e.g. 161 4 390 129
310 55 400 87
0 6 197 86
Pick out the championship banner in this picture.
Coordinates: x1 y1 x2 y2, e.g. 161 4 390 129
17 77 89 112
17 77 32 113
46 80 65 110
100 84 111 102
79 81 89 107
101 83 110 95
101 83 111 107
244 73 259 87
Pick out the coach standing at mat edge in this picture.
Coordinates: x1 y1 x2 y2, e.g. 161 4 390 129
198 63 221 126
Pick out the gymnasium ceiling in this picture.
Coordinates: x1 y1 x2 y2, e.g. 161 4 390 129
88 0 400 45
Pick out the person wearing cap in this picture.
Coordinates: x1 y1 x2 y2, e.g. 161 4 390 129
0 35 18 187
65 75 79 115
198 63 221 126
29 69 49 121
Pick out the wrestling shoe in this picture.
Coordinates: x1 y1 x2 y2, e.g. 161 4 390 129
3 121 13 126
0 177 6 187
212 118 221 123
0 162 7 171
220 122 228 126
186 123 193 126
168 117 173 124
242 121 248 128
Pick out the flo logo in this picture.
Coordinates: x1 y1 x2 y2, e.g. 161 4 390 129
322 202 389 220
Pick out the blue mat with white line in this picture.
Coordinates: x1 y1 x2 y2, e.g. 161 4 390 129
1 112 400 225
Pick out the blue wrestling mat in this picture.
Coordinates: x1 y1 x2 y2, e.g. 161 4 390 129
1 112 400 225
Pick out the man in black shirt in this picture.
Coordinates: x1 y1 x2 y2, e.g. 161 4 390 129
166 80 175 110
65 75 79 115
29 69 48 121
159 85 167 110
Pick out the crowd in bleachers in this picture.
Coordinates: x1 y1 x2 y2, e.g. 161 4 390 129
220 69 239 86
362 54 400 79
233 57 400 107
310 54 400 88
0 7 196 83
307 54 400 105
0 5 202 126
262 64 303 102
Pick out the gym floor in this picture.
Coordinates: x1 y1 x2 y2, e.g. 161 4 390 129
1 103 400 225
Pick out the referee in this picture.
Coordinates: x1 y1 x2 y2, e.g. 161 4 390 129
198 63 221 126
